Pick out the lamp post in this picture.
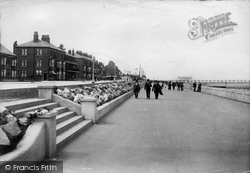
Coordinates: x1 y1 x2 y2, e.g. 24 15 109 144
92 56 95 83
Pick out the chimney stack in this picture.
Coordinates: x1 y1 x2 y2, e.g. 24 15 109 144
68 49 72 55
33 31 39 42
72 49 75 56
59 44 65 50
13 41 17 54
41 35 50 44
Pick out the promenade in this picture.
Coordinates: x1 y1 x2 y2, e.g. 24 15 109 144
50 87 250 173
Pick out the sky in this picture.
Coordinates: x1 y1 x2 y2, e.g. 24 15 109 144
0 0 250 80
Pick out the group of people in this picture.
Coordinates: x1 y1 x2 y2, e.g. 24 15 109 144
166 81 184 91
55 82 133 106
133 79 163 100
192 81 202 92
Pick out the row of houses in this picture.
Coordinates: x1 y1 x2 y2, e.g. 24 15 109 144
0 31 121 81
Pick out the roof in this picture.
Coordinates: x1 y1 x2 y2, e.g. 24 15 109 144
16 39 64 52
74 52 92 61
0 43 15 56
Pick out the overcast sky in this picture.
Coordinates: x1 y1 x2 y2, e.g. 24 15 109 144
0 0 249 80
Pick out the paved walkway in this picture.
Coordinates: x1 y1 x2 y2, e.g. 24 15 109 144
52 88 250 173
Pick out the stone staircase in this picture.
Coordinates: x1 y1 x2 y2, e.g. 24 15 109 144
3 98 92 151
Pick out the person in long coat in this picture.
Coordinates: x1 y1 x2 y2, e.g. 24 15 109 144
152 81 162 99
168 81 172 90
197 82 202 92
193 81 197 92
144 79 152 99
133 80 141 99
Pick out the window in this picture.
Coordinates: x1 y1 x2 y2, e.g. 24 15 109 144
59 61 62 68
21 49 27 56
12 59 17 66
83 66 86 71
36 60 42 67
36 49 42 56
1 69 6 77
49 59 55 67
21 70 27 77
21 59 27 67
11 70 16 78
1 57 6 65
36 70 42 76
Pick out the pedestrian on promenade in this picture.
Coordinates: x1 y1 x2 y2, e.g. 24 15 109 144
168 81 172 90
144 79 152 99
177 81 181 91
180 81 184 91
193 81 197 92
152 81 162 99
172 81 176 90
197 82 202 92
133 80 141 99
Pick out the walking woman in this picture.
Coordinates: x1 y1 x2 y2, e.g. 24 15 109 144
152 81 162 99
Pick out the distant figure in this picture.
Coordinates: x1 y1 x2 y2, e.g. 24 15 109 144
177 81 181 91
144 79 152 99
168 81 172 90
133 80 141 99
172 81 176 90
193 81 197 92
180 81 184 91
197 82 202 92
152 81 162 99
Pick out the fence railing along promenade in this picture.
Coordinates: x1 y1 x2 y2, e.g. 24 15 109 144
184 83 250 104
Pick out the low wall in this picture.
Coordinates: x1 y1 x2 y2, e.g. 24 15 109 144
0 122 46 173
0 88 38 99
53 94 82 115
97 90 134 122
201 86 250 104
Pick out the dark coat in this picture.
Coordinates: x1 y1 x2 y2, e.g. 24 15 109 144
152 83 162 93
133 83 140 92
144 82 152 91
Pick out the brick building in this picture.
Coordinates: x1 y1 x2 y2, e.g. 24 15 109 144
11 31 121 81
14 32 66 81
0 43 17 81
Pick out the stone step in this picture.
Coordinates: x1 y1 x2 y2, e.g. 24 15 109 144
56 116 83 136
56 120 92 151
53 107 68 114
56 111 76 124
13 102 59 117
3 98 51 111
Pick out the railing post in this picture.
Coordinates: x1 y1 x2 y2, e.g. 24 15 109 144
25 111 58 158
80 98 97 123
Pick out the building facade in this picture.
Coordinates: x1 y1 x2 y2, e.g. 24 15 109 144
7 31 121 81
14 32 66 81
0 44 17 81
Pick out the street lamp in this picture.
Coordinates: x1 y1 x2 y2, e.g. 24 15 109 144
92 56 95 83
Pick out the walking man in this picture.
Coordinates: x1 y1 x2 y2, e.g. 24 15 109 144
197 82 202 92
193 81 197 92
152 81 162 99
133 80 140 99
144 79 152 99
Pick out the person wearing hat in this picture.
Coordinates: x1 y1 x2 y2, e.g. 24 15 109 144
133 80 141 99
152 81 162 99
144 79 152 99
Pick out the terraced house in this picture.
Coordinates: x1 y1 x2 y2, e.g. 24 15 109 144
0 43 17 81
14 31 66 81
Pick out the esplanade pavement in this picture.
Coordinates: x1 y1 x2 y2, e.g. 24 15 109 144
46 87 250 173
